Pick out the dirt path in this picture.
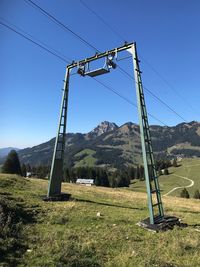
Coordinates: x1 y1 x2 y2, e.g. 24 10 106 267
163 174 194 196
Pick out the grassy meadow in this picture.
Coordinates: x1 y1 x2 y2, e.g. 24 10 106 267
0 172 200 267
74 149 97 168
130 158 200 197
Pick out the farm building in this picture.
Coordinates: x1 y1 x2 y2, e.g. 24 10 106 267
76 179 94 186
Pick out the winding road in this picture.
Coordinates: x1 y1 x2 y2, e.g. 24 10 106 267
163 174 194 196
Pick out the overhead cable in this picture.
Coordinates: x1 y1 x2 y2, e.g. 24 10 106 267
93 77 168 127
0 20 71 64
118 66 188 122
25 0 186 123
24 0 100 53
141 57 200 116
79 0 191 122
1 18 168 127
80 0 127 42
24 0 188 123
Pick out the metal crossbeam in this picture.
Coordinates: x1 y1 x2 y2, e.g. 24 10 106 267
67 42 133 69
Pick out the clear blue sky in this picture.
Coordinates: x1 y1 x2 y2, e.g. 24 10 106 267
1 0 200 148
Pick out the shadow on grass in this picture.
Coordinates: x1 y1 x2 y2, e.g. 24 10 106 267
176 164 182 167
73 197 145 211
188 223 200 227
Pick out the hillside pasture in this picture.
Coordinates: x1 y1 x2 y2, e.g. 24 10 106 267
0 173 200 266
130 158 200 198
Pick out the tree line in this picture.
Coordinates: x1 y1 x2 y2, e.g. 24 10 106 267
1 150 50 178
1 150 184 191
1 150 145 187
180 188 200 199
63 166 146 188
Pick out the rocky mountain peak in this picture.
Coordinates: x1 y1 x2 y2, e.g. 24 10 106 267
186 121 200 127
90 121 118 137
118 122 139 133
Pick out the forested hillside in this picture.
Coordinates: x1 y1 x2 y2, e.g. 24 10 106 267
2 121 200 169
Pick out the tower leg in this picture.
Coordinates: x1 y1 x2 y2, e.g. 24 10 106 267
130 43 164 224
47 67 70 198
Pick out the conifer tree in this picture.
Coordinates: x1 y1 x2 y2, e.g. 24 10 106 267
139 166 144 181
164 168 169 175
128 167 135 180
158 169 162 176
26 164 32 172
101 170 109 187
95 170 101 186
64 168 70 182
180 188 190 198
136 166 140 179
172 158 178 167
21 163 27 177
193 189 200 199
2 150 22 175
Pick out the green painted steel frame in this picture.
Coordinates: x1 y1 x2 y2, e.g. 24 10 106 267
47 67 70 197
130 44 164 224
47 42 164 225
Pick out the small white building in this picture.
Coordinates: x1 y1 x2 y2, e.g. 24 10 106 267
76 179 94 186
161 169 165 175
26 172 32 178
177 156 182 162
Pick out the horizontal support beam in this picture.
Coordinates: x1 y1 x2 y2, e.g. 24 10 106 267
67 42 134 69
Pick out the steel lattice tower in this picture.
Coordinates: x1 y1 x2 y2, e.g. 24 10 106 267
46 42 180 228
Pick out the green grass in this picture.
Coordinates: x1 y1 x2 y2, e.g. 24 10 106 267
0 173 200 266
74 149 97 167
75 149 96 157
129 158 200 198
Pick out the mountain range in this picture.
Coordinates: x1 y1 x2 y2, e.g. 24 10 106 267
0 147 20 158
1 121 200 168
